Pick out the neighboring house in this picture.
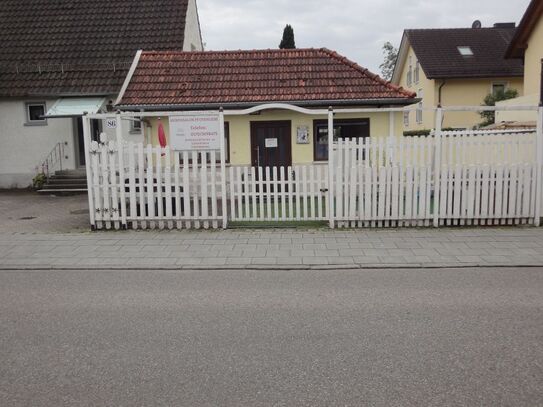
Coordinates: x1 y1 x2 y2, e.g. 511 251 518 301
115 48 417 167
0 0 203 188
391 24 524 131
497 0 543 124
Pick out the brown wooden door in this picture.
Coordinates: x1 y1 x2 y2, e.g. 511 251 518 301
250 121 292 168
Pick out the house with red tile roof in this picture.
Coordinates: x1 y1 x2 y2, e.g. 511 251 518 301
115 48 417 166
0 0 203 189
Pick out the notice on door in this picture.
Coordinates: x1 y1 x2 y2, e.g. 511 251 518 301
265 138 278 148
169 112 221 151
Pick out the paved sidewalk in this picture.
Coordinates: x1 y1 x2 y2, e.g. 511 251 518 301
1 227 543 269
0 191 89 233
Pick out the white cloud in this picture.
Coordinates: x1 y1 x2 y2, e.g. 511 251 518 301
198 0 530 75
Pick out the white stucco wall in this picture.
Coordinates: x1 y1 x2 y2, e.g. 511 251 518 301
0 99 76 188
495 94 539 123
183 0 203 51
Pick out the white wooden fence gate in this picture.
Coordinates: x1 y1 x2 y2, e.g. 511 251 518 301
84 105 543 230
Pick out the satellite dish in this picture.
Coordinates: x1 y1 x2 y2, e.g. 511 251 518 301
472 20 482 29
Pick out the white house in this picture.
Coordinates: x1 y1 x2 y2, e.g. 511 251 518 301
0 0 203 189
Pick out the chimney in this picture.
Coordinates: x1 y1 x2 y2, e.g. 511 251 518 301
493 22 516 28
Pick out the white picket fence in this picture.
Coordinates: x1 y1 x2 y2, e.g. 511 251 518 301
332 137 433 227
90 141 225 230
87 130 539 230
332 131 537 228
228 165 329 222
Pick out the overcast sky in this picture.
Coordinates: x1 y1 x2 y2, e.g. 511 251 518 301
198 0 530 75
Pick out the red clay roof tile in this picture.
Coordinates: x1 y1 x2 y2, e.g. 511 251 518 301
119 48 416 108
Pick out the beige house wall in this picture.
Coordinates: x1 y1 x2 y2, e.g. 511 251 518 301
396 44 524 131
523 15 543 95
146 109 404 165
440 77 524 128
396 46 435 131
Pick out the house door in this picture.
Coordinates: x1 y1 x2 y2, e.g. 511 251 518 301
250 121 292 168
75 117 101 167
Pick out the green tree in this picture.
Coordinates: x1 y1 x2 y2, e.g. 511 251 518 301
379 42 398 81
279 25 296 49
479 88 519 126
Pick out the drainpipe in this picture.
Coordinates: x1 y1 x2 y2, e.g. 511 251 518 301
540 59 543 106
438 80 447 128
438 80 446 106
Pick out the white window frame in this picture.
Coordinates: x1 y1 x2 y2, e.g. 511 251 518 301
414 61 420 84
25 101 47 126
130 118 142 134
406 56 413 87
416 89 423 124
403 111 410 127
491 82 508 96
457 46 474 56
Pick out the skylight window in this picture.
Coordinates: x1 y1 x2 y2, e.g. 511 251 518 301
457 46 474 56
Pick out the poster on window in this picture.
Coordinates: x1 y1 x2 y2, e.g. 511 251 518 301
169 112 221 151
296 126 309 144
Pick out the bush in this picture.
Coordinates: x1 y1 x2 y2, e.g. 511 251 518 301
403 129 432 137
403 128 458 137
480 89 519 126
32 173 47 190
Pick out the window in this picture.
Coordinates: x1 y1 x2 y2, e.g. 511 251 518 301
25 102 47 125
130 118 142 133
406 56 413 86
313 118 370 161
416 89 423 124
224 122 230 163
457 46 474 56
414 61 420 84
492 83 506 96
403 111 410 127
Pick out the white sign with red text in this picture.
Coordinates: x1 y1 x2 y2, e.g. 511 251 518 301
169 112 221 151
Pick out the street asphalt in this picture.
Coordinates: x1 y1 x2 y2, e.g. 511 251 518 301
1 267 542 406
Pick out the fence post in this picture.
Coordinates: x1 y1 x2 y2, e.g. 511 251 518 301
82 114 96 230
115 113 128 229
433 106 443 228
219 108 228 229
328 107 335 229
535 105 543 227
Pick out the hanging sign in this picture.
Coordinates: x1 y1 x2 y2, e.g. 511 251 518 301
169 112 220 151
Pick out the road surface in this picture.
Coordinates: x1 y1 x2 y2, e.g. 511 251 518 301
1 267 542 406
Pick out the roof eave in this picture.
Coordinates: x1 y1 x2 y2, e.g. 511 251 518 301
391 32 410 85
426 73 525 80
0 91 116 99
116 98 420 111
505 0 543 58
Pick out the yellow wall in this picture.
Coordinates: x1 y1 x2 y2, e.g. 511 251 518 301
440 77 524 128
524 15 543 96
147 109 403 165
396 44 524 130
397 46 435 131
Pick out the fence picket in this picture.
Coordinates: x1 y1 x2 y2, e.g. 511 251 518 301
164 148 173 230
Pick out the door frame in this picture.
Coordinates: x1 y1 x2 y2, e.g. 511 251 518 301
73 117 85 168
74 117 102 168
250 120 292 168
